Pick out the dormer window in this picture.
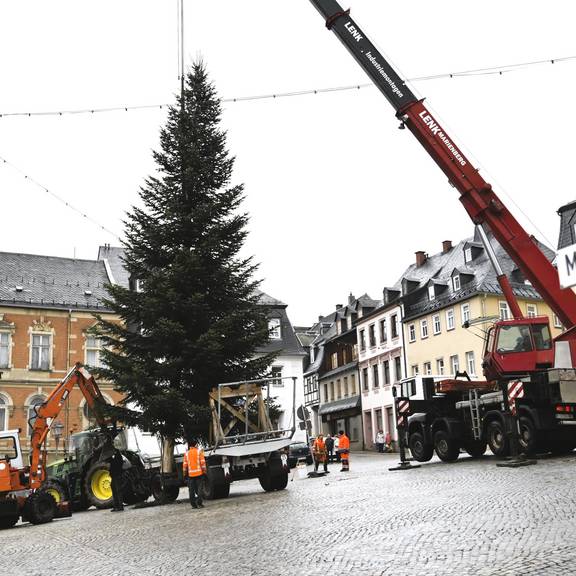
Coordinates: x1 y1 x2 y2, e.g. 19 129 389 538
428 285 435 301
452 275 461 291
268 318 281 339
464 247 472 263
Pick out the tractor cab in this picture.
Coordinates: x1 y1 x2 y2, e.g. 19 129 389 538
0 430 24 494
482 317 553 381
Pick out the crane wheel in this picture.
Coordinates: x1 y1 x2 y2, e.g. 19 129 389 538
518 416 537 455
433 430 460 462
84 462 114 509
464 440 487 459
486 420 509 457
408 431 433 462
23 491 56 525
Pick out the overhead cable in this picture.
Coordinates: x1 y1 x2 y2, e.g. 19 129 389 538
0 154 121 240
0 55 574 118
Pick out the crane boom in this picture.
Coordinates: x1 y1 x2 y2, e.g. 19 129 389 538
309 0 576 330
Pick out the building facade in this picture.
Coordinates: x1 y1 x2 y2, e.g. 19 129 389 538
398 233 564 381
356 296 404 450
0 251 122 461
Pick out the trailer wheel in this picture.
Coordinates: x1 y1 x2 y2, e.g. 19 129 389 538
408 431 433 462
201 468 230 500
23 491 56 525
151 473 180 503
518 416 537 455
84 462 114 509
433 430 459 462
487 420 509 457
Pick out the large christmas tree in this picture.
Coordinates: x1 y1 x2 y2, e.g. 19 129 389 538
97 62 274 449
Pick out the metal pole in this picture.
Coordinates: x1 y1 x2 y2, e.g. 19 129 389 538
245 383 249 443
292 377 297 435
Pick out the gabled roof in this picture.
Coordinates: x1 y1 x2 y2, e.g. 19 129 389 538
398 228 554 320
0 251 112 311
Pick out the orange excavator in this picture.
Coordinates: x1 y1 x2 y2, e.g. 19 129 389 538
0 363 114 528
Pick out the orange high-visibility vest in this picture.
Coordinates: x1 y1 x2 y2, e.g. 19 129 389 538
183 447 207 478
339 434 350 452
313 437 327 462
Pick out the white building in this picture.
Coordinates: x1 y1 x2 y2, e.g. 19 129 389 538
356 290 405 449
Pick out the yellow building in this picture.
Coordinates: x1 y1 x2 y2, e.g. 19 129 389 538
399 232 563 379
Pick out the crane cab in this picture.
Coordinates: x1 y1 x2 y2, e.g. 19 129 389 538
482 317 553 381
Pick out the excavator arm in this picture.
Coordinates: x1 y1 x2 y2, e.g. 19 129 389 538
308 0 576 330
28 363 114 488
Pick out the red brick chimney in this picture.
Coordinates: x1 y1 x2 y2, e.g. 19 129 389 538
442 240 452 253
415 251 427 267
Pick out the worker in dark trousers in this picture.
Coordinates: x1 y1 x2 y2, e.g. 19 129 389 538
109 448 124 512
183 439 207 509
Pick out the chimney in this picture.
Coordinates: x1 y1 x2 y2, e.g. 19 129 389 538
415 251 427 267
442 240 452 253
348 293 355 305
335 304 343 310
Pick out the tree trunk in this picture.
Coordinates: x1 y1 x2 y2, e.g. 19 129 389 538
161 437 175 474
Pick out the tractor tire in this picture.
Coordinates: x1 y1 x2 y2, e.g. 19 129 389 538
151 474 180 504
271 471 288 491
518 416 537 455
487 420 509 457
464 440 487 459
433 430 460 462
23 491 56 525
84 462 114 509
0 498 20 529
40 479 67 506
201 468 230 500
409 431 434 462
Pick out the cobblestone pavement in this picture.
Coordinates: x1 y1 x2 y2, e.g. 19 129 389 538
4 452 576 576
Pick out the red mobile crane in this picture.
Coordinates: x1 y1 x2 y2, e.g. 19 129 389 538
0 363 114 528
308 0 576 459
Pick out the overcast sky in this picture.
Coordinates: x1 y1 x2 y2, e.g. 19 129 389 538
1 1 576 326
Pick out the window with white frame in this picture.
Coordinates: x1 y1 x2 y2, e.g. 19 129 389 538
446 308 455 331
526 304 537 318
268 318 281 339
461 303 471 324
411 364 419 376
0 332 10 368
408 324 416 342
464 247 472 262
271 366 283 387
27 394 47 436
86 335 104 367
420 319 428 339
368 324 376 347
423 362 432 375
0 395 7 430
465 351 476 375
31 334 51 370
383 361 390 385
394 356 402 382
391 315 399 339
360 329 366 351
554 314 563 329
432 315 441 335
499 301 510 321
373 364 379 388
452 275 461 291
450 354 460 375
428 285 435 301
380 319 387 343
436 358 445 375
362 368 369 392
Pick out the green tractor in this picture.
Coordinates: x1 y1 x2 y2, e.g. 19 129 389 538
46 429 152 510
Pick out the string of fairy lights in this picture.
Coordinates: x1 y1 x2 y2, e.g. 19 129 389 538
1 54 574 240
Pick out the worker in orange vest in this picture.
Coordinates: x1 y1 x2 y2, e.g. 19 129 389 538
183 439 207 509
312 433 329 473
338 430 350 471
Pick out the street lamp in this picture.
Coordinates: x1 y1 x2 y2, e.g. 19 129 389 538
52 421 65 455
